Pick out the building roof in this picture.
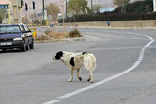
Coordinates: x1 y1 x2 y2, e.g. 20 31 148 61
0 1 10 5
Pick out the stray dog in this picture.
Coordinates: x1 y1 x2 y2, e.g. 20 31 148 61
53 51 96 83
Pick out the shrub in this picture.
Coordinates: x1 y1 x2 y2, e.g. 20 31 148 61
68 29 82 38
66 12 156 22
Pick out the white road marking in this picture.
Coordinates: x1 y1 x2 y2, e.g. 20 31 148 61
85 46 143 51
43 32 154 104
43 100 60 104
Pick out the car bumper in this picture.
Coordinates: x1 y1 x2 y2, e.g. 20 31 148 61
0 40 24 49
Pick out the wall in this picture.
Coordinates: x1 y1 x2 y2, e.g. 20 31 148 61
65 20 156 27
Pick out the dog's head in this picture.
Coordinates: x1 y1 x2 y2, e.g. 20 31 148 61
53 51 63 60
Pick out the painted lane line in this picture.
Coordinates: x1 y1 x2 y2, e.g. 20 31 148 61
84 46 143 51
43 32 154 104
43 100 60 104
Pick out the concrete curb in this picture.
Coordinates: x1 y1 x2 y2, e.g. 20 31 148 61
35 37 85 43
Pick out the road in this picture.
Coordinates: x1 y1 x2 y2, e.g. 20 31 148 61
0 28 156 104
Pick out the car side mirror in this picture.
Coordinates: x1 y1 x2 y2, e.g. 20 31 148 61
22 31 27 33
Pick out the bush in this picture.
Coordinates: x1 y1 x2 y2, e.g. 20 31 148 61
68 29 82 38
65 0 154 22
66 12 156 22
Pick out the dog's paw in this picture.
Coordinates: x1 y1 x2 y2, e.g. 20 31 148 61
87 78 90 82
78 77 82 81
67 79 72 82
89 81 93 83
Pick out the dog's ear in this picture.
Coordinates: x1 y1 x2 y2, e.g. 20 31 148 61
82 52 87 55
54 51 63 60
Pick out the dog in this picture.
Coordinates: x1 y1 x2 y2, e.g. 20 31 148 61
53 51 96 83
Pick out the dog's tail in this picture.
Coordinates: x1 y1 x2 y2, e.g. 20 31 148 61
83 52 96 72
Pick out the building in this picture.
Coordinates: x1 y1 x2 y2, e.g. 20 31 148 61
0 0 11 23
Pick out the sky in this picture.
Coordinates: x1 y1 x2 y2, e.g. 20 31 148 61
44 0 140 8
43 0 115 8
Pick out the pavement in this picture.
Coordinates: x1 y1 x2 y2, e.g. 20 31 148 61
0 28 156 104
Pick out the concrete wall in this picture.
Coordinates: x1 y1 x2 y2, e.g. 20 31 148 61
65 20 156 27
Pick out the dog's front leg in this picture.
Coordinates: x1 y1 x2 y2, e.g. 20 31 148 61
77 69 82 81
67 68 74 82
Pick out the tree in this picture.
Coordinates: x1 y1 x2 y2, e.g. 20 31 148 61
113 0 130 13
46 3 60 22
93 4 103 13
0 8 8 23
68 0 89 15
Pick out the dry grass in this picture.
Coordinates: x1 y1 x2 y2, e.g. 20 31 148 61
35 29 82 41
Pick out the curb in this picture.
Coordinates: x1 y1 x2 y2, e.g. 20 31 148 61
35 37 85 43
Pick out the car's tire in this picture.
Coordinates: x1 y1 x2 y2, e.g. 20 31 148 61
2 49 6 52
30 40 34 49
21 43 26 52
26 43 30 50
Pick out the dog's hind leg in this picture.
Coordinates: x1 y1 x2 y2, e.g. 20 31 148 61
77 69 82 81
87 75 91 82
89 71 94 83
67 68 74 82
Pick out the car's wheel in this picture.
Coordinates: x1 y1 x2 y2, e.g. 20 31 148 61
21 43 26 52
30 39 34 49
26 43 30 50
2 49 6 52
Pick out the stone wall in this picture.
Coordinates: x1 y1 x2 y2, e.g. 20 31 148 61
65 20 156 27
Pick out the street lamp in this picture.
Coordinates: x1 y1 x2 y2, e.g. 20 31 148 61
91 0 93 14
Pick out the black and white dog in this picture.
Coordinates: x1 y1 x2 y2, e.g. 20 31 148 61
53 51 96 83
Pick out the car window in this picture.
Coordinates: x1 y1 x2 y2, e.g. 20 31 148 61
19 25 24 32
0 25 21 34
23 25 30 31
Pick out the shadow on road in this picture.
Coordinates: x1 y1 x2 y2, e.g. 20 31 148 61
0 49 23 53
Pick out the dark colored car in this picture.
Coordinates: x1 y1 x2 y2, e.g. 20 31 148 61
0 24 34 52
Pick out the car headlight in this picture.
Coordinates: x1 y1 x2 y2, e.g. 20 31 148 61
21 34 25 38
13 37 23 41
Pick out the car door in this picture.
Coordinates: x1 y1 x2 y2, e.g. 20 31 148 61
22 24 33 45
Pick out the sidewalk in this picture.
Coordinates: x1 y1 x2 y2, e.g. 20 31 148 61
55 26 156 30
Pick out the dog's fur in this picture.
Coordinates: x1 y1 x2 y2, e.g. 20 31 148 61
53 51 96 83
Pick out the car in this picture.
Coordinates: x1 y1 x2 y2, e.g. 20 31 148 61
0 24 34 52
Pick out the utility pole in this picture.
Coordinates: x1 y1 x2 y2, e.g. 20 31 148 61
153 0 156 12
12 0 19 23
66 0 67 17
42 0 45 23
12 0 22 23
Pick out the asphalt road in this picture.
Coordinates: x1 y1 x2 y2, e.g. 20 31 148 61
0 28 156 104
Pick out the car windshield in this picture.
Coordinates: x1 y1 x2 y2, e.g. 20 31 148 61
0 25 21 34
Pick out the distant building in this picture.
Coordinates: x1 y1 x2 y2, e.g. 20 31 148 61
100 8 115 13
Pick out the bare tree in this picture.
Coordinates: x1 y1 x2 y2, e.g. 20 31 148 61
113 0 130 13
93 4 103 13
0 8 7 23
46 3 60 22
68 0 89 15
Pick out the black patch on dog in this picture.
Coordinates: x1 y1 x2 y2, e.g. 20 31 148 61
70 57 75 67
82 52 87 55
87 78 90 82
78 77 82 81
55 51 63 59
